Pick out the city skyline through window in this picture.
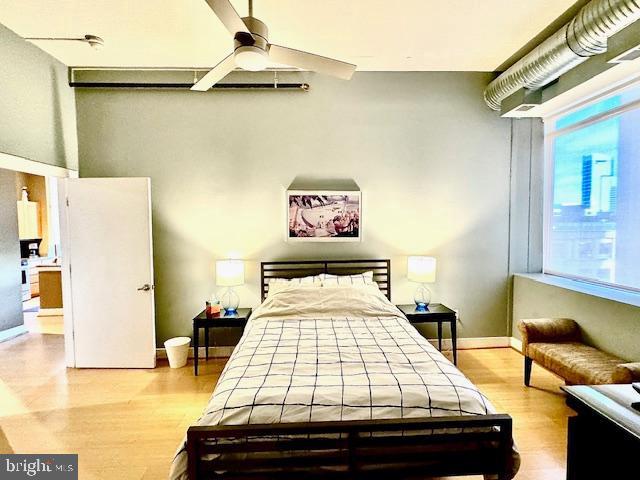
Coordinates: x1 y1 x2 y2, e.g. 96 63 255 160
546 86 640 291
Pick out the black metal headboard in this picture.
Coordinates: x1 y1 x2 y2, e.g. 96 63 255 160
261 259 391 301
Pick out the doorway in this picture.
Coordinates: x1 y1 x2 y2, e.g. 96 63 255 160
0 152 76 356
16 172 64 335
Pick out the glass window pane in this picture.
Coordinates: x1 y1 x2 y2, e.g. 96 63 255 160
547 107 640 291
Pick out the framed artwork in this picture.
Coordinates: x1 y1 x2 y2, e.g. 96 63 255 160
287 190 361 242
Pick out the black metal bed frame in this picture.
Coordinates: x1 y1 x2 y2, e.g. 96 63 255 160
260 259 391 301
187 415 513 479
186 259 515 479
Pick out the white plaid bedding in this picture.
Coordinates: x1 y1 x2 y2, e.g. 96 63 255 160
170 287 507 480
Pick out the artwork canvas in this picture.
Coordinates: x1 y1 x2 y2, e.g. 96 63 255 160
287 190 361 242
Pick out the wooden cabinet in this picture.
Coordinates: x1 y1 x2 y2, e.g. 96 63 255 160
17 200 39 239
38 268 63 309
30 270 39 297
26 257 47 298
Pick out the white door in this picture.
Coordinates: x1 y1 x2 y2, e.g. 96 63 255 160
64 178 156 368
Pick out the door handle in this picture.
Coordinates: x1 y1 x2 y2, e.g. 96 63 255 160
137 284 153 292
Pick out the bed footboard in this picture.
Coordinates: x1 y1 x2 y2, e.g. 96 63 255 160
187 414 514 479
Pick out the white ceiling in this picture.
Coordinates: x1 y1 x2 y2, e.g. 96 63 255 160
0 0 578 71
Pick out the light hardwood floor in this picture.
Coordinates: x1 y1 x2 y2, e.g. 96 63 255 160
22 297 64 335
0 331 572 479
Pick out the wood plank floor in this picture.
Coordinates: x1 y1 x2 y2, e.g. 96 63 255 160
0 331 572 479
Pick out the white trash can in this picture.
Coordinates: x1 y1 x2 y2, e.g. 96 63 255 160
164 337 191 368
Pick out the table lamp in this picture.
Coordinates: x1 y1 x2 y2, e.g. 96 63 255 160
216 259 244 315
407 256 436 312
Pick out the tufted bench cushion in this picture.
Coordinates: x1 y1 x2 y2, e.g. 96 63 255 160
528 342 627 385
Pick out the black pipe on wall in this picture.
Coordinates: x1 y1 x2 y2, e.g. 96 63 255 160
68 82 310 91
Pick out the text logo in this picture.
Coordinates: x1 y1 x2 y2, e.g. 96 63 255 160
1 455 77 479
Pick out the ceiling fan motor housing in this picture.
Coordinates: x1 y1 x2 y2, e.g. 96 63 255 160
235 16 268 51
234 16 270 71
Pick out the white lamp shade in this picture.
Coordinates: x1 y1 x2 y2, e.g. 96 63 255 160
216 259 245 287
407 256 436 283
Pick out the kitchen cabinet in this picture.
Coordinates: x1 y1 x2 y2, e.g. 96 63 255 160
17 200 39 239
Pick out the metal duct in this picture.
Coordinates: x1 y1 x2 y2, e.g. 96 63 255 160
484 0 640 111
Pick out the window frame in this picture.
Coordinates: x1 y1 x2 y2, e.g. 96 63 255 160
543 80 640 294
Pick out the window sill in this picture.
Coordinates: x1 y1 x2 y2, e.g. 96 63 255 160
514 273 640 309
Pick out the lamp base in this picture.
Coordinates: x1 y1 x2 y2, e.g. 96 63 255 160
220 287 240 314
414 284 431 311
415 303 428 312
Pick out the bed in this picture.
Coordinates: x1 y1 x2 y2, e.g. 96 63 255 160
171 259 519 479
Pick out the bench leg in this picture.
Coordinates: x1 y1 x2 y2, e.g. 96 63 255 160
524 356 533 387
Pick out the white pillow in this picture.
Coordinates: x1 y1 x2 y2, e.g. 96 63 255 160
321 271 374 286
322 282 381 293
268 275 322 286
267 275 322 296
267 282 322 297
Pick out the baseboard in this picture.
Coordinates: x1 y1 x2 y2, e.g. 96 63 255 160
430 336 511 350
156 337 513 359
156 346 235 360
38 308 64 317
0 325 28 343
509 337 523 353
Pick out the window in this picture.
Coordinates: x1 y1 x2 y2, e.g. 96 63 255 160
544 83 640 292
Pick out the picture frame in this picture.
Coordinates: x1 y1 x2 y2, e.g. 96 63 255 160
286 190 362 242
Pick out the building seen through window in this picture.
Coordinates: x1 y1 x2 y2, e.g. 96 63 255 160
546 86 640 291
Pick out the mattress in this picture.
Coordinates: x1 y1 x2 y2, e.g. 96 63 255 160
170 285 519 479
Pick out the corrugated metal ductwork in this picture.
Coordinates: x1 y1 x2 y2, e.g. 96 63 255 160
484 0 640 111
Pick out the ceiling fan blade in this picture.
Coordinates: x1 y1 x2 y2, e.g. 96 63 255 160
191 53 236 91
204 0 253 39
268 45 356 80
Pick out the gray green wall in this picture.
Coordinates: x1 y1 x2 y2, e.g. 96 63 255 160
0 23 78 170
2 18 636 357
0 168 22 333
512 275 640 361
0 23 78 337
506 118 544 337
75 71 515 345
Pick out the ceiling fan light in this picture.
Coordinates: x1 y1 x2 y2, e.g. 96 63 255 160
234 45 269 71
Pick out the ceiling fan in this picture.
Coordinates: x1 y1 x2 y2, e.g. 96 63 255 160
192 0 356 91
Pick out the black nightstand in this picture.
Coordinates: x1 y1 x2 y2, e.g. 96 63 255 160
192 308 252 375
396 303 457 365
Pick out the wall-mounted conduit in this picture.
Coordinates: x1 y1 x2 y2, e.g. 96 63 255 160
68 69 309 91
68 82 309 91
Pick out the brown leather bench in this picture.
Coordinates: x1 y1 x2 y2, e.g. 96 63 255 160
518 318 640 386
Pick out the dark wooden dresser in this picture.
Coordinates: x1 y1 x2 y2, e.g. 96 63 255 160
563 384 640 479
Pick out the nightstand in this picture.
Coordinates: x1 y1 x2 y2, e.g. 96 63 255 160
192 307 251 375
396 303 457 365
